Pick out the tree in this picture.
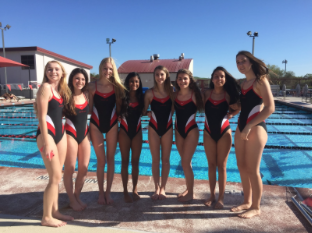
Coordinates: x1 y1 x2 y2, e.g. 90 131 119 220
284 71 296 78
267 64 284 78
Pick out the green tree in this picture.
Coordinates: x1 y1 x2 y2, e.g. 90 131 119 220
267 64 284 78
284 71 296 78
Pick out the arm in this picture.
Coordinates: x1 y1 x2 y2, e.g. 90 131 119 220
87 82 95 114
226 93 241 119
241 78 275 140
37 83 53 159
142 89 153 116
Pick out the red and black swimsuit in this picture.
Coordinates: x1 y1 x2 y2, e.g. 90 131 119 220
90 82 117 133
205 92 230 142
65 94 89 144
174 93 197 139
149 89 172 137
36 87 64 144
120 102 142 140
238 80 267 132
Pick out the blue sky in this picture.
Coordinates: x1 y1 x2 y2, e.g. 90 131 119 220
1 0 311 79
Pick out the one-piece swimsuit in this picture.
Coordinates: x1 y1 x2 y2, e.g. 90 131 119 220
120 102 142 139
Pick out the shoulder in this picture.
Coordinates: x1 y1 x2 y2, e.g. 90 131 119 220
254 77 270 90
39 83 52 95
204 89 212 98
87 82 96 93
225 92 231 104
145 89 153 97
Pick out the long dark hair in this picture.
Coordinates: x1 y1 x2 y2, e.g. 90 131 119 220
236 51 269 82
175 69 204 111
64 68 89 116
120 72 144 117
210 66 241 105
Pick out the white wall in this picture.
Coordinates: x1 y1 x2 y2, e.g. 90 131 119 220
0 50 91 87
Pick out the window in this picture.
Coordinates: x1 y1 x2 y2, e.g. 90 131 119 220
21 55 35 69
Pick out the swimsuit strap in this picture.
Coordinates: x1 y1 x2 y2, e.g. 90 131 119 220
224 91 226 99
209 90 213 99
151 88 155 97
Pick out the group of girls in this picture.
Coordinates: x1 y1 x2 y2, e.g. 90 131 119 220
35 50 274 227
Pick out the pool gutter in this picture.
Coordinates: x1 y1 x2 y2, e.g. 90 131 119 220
275 100 312 113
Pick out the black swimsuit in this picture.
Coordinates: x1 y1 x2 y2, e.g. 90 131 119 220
90 82 117 133
120 102 142 139
174 93 197 139
238 80 267 132
205 92 230 142
149 89 172 137
36 87 64 144
65 95 89 144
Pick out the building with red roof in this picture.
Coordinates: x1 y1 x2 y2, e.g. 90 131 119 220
118 53 193 88
0 46 92 87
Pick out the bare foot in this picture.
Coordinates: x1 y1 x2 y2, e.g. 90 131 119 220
230 203 251 212
133 191 141 201
105 192 114 205
98 192 106 205
75 195 87 209
204 196 215 207
41 217 66 227
69 198 84 211
177 189 188 198
159 188 166 200
124 192 133 203
178 192 193 202
238 209 261 218
214 200 224 209
52 211 74 221
151 188 160 200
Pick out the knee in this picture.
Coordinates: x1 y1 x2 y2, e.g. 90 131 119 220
217 164 226 173
208 162 217 171
152 158 160 166
131 158 140 168
236 161 246 171
50 172 62 185
122 159 129 167
162 158 170 166
97 159 105 168
246 167 259 177
79 166 88 177
64 165 75 175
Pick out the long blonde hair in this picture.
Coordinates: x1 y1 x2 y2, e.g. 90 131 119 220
42 60 71 105
99 57 126 99
153 65 174 102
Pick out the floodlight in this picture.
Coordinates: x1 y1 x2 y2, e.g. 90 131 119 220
0 22 2 27
254 32 258 37
112 38 116 43
106 38 110 43
247 31 252 36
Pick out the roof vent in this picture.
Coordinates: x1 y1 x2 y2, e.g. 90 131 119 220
150 55 154 62
181 53 184 59
153 54 160 60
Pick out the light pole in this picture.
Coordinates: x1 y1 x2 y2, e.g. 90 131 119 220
282 59 287 73
0 22 11 93
247 31 258 55
106 38 116 58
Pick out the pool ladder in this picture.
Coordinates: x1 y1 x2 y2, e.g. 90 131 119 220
291 187 312 226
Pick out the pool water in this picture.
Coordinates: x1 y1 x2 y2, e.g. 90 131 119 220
0 103 312 188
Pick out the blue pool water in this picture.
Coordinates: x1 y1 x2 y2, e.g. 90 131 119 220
0 103 312 188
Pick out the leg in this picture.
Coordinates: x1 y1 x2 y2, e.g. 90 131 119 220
175 129 188 198
215 130 232 209
239 126 267 218
131 129 142 201
159 128 173 200
231 127 252 212
148 126 161 200
63 135 83 211
119 128 132 203
105 123 118 204
37 134 67 227
178 128 198 202
75 134 91 209
203 131 217 207
53 133 74 221
90 123 106 204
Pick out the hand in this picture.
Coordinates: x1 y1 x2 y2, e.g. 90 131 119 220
40 145 54 161
241 124 251 140
147 111 152 118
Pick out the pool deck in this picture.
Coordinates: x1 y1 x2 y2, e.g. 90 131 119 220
274 96 312 112
0 166 311 233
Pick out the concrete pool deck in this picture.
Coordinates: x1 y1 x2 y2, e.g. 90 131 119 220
274 96 312 112
0 167 311 233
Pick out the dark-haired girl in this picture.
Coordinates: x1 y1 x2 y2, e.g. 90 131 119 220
174 69 204 202
63 68 90 211
204 67 241 209
231 51 275 218
119 72 144 203
143 66 174 200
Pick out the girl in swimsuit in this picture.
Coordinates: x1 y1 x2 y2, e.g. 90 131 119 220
35 61 73 227
89 57 126 205
203 67 241 209
231 51 275 218
174 69 204 202
119 72 144 203
143 66 174 200
63 68 90 211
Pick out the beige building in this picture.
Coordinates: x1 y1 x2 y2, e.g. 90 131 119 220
118 54 193 88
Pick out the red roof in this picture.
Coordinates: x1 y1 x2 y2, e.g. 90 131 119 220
0 46 92 69
118 59 192 73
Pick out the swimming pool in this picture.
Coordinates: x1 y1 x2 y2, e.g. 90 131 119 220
0 103 312 188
